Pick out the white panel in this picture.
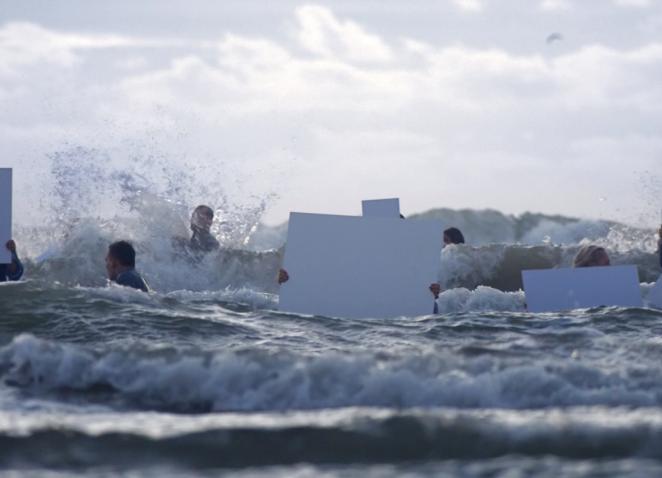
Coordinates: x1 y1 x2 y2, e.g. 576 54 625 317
279 212 442 319
362 198 400 218
647 277 662 309
522 265 643 313
0 169 11 264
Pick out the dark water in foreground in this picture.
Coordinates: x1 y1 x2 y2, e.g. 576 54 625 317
3 280 662 476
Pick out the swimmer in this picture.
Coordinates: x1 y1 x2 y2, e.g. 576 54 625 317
443 227 465 246
189 205 220 253
430 227 466 308
105 241 150 292
573 245 610 268
0 240 24 282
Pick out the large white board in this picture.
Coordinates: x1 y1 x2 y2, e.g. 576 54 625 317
522 265 642 313
362 198 400 218
0 169 11 264
279 212 442 319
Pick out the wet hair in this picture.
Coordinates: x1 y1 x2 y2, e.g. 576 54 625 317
573 245 608 268
108 241 136 268
191 205 214 230
193 205 214 219
444 227 465 245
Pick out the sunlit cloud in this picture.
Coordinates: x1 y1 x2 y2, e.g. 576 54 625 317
1 3 661 225
451 0 483 13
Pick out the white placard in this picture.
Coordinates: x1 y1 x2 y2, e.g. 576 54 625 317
0 169 11 264
522 265 642 313
279 212 442 319
362 198 400 218
646 276 662 309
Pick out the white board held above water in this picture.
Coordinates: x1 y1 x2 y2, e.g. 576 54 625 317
646 276 662 309
522 265 642 313
0 169 11 264
361 198 401 218
279 212 442 319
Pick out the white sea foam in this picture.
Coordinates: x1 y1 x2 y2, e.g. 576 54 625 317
2 334 661 413
436 286 526 314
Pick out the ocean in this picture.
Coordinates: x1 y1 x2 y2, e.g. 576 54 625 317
2 205 662 477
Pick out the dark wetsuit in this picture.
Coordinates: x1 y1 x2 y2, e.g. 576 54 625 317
115 269 150 292
0 252 24 282
190 230 220 253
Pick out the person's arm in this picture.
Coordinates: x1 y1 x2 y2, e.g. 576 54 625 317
5 240 24 281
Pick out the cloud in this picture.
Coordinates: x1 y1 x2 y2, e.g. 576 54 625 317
540 0 572 11
295 5 393 62
1 4 662 225
451 0 483 12
0 22 145 74
613 0 652 7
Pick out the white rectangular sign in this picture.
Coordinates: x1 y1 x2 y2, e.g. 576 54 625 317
522 265 642 313
0 169 11 264
279 212 442 319
646 276 662 309
362 198 400 218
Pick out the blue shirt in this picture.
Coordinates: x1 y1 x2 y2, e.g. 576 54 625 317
0 252 24 282
114 269 150 292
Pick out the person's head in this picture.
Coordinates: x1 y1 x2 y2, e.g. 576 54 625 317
443 227 465 246
573 245 610 268
106 240 136 280
191 205 214 233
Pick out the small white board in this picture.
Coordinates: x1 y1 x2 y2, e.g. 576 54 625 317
522 265 642 313
0 169 11 264
362 198 400 218
646 276 662 309
279 212 442 319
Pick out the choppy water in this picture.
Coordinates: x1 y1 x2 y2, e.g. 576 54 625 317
3 268 662 476
3 162 662 477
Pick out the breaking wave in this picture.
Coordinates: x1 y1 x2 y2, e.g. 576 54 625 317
2 329 662 413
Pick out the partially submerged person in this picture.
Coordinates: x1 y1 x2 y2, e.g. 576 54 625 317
443 227 465 246
105 240 150 292
430 227 466 310
189 205 220 253
573 245 610 268
0 240 24 282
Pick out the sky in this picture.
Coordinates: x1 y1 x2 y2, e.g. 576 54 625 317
1 0 661 226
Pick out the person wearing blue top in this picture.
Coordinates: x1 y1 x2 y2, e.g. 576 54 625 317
105 240 150 292
0 240 24 282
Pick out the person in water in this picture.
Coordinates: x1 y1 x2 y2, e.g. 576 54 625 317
573 245 611 268
0 240 24 282
443 227 465 246
105 240 150 292
429 227 466 305
189 205 220 253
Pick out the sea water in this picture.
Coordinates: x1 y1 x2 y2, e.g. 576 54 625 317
2 168 662 476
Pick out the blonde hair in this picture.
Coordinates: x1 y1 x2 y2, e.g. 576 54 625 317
573 245 608 268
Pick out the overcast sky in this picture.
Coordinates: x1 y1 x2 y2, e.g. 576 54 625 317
1 0 661 226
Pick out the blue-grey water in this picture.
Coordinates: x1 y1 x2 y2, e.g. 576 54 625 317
3 268 662 477
3 202 662 477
